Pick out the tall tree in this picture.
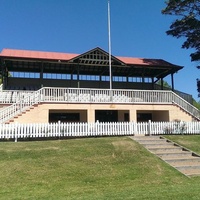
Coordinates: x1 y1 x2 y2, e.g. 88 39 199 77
162 0 200 96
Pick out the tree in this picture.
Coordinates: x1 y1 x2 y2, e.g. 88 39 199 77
162 0 200 96
193 98 200 109
157 80 172 89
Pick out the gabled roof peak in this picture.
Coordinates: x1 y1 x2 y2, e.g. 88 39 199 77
68 47 126 66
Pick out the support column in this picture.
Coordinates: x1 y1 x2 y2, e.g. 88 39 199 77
87 108 95 123
151 77 154 90
99 74 102 88
0 60 2 83
161 78 164 90
40 62 44 88
142 74 145 89
77 64 80 88
129 109 137 122
3 62 8 89
171 73 174 91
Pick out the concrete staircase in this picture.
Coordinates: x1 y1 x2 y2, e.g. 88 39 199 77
131 136 200 177
5 104 39 124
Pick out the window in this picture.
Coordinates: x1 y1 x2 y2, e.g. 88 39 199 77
10 71 40 78
102 76 110 81
113 76 126 82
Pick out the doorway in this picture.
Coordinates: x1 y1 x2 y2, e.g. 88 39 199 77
95 110 118 122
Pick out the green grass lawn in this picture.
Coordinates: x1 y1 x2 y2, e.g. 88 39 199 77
0 136 200 200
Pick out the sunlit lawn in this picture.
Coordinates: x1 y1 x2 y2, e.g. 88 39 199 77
0 136 200 200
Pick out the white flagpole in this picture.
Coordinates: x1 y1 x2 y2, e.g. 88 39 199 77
108 0 112 90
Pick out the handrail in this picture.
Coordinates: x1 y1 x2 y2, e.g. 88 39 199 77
0 90 35 104
172 92 200 120
0 87 199 123
41 87 200 120
0 89 42 123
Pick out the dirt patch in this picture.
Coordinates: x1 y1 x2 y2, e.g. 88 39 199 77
112 140 137 152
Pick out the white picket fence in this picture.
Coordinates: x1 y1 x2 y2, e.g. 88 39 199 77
0 121 200 141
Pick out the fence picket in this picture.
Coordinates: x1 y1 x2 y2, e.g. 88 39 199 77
0 121 200 141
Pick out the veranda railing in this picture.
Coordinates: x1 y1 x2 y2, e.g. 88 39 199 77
0 121 200 141
0 87 200 123
0 89 42 123
0 90 35 104
42 87 200 120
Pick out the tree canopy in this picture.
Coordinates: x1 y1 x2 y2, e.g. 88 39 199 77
162 0 200 97
162 0 200 62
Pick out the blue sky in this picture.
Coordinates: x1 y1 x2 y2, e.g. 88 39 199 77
0 0 199 100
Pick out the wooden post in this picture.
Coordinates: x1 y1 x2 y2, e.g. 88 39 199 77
171 73 174 91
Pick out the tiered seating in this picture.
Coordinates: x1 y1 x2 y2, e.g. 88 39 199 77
0 91 12 103
6 85 40 91
92 94 110 102
0 90 35 104
78 93 90 102
112 94 132 103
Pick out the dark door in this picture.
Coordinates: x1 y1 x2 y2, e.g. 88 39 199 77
95 110 118 122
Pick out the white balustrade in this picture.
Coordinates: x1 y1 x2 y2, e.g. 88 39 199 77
0 87 200 123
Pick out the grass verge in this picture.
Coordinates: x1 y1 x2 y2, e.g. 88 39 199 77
0 136 200 200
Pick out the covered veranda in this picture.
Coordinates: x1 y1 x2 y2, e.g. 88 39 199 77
0 47 183 92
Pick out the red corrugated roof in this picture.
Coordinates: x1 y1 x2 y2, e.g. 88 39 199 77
116 56 147 65
0 48 78 61
0 48 177 67
117 56 174 67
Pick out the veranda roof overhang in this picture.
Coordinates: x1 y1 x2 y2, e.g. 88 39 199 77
0 47 183 79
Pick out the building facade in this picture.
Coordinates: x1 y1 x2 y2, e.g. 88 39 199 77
0 47 199 124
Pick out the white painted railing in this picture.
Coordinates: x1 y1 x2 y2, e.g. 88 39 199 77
0 90 35 104
0 89 41 123
0 121 200 141
0 87 199 123
41 87 200 120
41 87 174 103
0 84 2 91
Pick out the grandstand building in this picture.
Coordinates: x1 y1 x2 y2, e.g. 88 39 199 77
0 47 199 124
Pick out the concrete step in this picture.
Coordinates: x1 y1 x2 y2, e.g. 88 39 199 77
137 140 168 145
143 143 175 148
157 151 192 159
169 159 200 167
152 148 185 154
176 165 200 170
164 156 199 163
179 168 200 176
133 136 161 141
148 147 182 153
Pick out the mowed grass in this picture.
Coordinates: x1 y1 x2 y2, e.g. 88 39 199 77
0 136 200 200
